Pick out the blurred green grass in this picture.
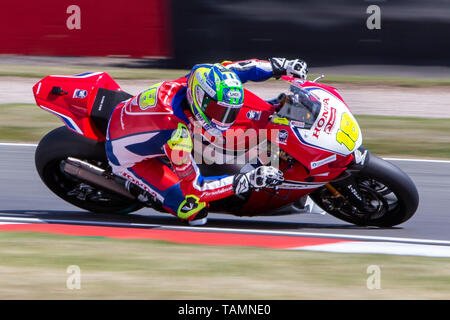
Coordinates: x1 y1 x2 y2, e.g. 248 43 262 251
0 104 60 142
1 103 450 159
0 64 188 80
0 64 449 87
0 231 449 299
317 74 450 87
356 115 450 159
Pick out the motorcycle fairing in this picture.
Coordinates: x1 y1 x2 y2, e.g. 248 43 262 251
33 72 124 141
280 76 362 157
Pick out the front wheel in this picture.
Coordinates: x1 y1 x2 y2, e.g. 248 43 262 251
310 155 419 227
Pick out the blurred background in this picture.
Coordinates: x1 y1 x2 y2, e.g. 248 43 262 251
1 0 449 67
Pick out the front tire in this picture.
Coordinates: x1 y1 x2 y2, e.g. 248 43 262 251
35 126 143 214
311 155 419 227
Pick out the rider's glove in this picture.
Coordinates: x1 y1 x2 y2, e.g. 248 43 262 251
269 58 308 79
233 166 284 195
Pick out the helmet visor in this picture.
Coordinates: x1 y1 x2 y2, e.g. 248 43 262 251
201 95 241 126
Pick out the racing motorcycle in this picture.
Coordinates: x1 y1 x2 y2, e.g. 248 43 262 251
32 72 419 227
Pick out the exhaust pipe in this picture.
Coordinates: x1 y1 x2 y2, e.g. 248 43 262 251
62 157 135 200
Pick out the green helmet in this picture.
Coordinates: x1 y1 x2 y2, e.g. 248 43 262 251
187 63 244 136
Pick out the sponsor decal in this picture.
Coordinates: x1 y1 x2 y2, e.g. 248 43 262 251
121 172 159 199
224 78 241 87
235 176 250 194
202 185 233 198
196 72 217 98
272 117 290 125
310 154 337 169
227 90 242 99
73 89 87 99
354 149 368 165
194 86 205 106
279 180 326 190
277 129 289 145
246 110 261 120
181 202 195 211
238 61 252 67
97 96 105 112
323 99 337 133
347 184 363 201
205 75 216 90
211 118 231 131
313 98 336 139
177 195 206 219
139 83 161 110
290 120 306 128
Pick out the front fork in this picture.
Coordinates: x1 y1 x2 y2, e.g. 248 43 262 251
324 146 371 211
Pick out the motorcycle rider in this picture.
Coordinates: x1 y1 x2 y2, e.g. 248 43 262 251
105 58 308 225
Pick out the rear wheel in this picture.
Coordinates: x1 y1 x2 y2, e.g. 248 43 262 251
310 155 419 227
35 127 143 214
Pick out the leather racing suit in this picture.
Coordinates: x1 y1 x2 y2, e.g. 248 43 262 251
105 59 297 221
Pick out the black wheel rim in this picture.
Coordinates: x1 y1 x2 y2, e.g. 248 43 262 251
317 176 400 224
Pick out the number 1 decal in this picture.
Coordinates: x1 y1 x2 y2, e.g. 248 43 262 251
336 113 359 151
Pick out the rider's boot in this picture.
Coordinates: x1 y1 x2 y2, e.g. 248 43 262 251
127 182 208 226
177 195 208 226
187 208 208 226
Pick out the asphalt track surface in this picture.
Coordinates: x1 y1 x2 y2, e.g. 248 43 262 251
1 144 450 244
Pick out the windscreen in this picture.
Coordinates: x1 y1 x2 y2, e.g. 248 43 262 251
276 86 322 129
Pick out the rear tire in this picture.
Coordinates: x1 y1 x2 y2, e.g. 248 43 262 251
35 126 143 214
311 155 419 227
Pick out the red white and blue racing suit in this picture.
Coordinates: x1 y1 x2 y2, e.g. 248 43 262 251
105 59 275 220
